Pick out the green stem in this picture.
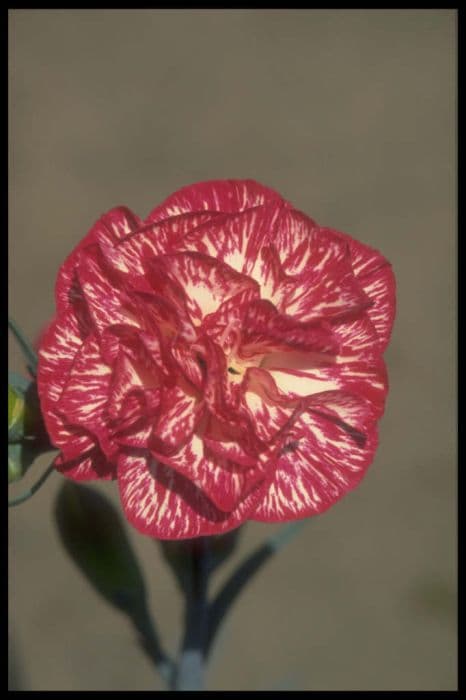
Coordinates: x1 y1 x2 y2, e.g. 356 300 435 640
8 464 55 507
172 538 210 690
8 317 38 376
205 521 307 655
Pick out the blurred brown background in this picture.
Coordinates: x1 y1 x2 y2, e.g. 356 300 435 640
8 9 456 691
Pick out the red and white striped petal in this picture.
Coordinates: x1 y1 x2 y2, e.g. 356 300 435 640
179 204 283 275
241 369 298 443
253 396 379 521
97 211 220 277
152 252 258 327
240 299 339 358
202 287 260 357
355 265 396 352
42 405 96 460
151 433 263 513
152 380 203 453
264 359 387 416
329 314 381 362
56 335 114 457
38 307 88 409
117 452 263 539
55 207 143 314
327 228 396 351
77 248 141 335
170 337 205 389
55 446 115 482
107 351 159 421
146 179 284 223
279 246 370 323
202 414 259 467
273 208 320 275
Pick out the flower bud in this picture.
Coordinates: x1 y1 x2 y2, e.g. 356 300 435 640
8 385 25 444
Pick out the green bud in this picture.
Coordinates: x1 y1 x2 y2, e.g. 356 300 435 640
8 385 25 443
54 482 146 613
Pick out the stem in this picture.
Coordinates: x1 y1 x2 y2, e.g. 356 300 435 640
205 520 307 656
172 538 210 691
8 464 55 507
8 317 38 376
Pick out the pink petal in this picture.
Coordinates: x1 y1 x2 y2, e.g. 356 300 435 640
38 307 88 408
241 369 298 443
170 337 205 389
98 211 220 277
55 207 142 314
77 247 141 335
279 231 371 323
152 252 258 327
117 452 264 539
107 351 159 421
202 287 260 357
265 359 388 417
202 414 260 468
355 265 396 352
177 203 283 275
56 335 114 458
151 379 203 453
151 434 264 513
240 299 339 358
146 179 284 223
325 228 396 351
253 394 379 521
273 208 320 275
329 314 381 362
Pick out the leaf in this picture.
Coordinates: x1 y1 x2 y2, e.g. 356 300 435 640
54 482 146 614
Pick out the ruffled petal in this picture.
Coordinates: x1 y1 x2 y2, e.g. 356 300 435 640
326 228 396 351
153 252 258 327
56 336 114 457
240 299 339 358
151 434 264 512
264 359 387 417
241 368 298 443
177 203 283 276
253 394 379 521
117 452 264 539
147 179 284 223
273 208 320 275
77 247 141 335
55 207 142 314
278 230 371 323
151 379 203 453
98 211 219 276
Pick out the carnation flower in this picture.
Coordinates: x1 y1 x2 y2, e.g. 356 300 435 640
37 180 395 539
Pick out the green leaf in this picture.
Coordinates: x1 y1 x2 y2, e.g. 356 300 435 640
54 482 147 614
